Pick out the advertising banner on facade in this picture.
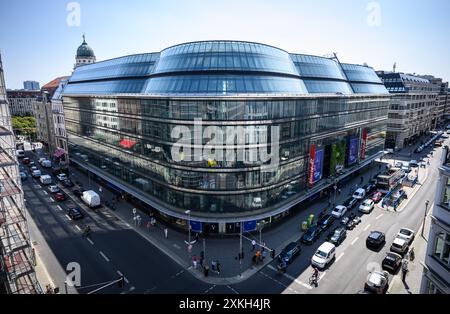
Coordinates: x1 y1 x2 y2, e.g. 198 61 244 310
313 148 324 184
330 140 346 176
190 221 203 233
361 128 368 160
347 137 359 165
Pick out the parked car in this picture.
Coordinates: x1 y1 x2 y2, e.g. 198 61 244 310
359 199 375 214
331 205 347 218
40 175 52 185
22 157 31 165
278 242 301 264
390 237 409 256
353 188 366 200
328 227 347 246
30 166 38 172
364 271 389 294
38 157 46 165
301 225 322 245
57 173 68 181
49 185 60 193
81 190 101 208
396 228 415 245
54 192 66 202
394 161 403 168
62 179 74 187
28 161 35 168
317 214 335 230
343 197 358 209
409 160 419 168
311 242 336 269
41 160 52 168
68 208 84 220
382 252 403 273
366 231 386 250
362 183 377 194
341 213 360 230
370 191 383 203
402 165 411 173
251 197 262 208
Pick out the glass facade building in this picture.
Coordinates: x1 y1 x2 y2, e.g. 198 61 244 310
62 41 389 233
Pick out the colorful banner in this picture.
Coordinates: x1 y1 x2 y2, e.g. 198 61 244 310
330 140 346 176
361 128 368 160
308 144 316 187
313 148 324 184
348 137 359 165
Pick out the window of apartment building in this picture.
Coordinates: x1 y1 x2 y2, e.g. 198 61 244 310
440 177 450 210
433 231 450 268
425 279 444 294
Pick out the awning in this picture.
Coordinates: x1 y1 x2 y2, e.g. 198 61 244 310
119 139 136 149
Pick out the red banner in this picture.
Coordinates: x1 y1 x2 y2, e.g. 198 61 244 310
308 144 316 187
361 128 367 160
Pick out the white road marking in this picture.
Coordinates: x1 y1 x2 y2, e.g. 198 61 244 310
49 197 54 202
376 214 384 220
267 265 312 290
75 225 81 231
65 214 71 221
351 237 359 245
318 271 327 282
227 285 239 294
363 224 371 231
117 270 124 277
336 252 345 263
173 244 181 249
99 251 110 262
43 191 48 195
124 277 130 284
260 271 299 293
125 223 131 228
204 285 216 294
56 205 63 211
87 238 94 245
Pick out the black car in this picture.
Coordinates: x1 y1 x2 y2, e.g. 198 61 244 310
73 189 85 197
342 197 358 209
366 231 386 250
278 242 301 264
329 227 347 246
63 179 74 187
301 225 322 245
362 183 377 194
382 252 402 273
68 208 84 220
317 214 335 230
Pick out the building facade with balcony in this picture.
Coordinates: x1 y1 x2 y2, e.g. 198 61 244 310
421 146 450 294
377 71 440 150
62 41 390 233
6 90 40 116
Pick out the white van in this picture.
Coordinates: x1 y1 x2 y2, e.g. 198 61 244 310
311 242 336 269
81 190 101 208
40 175 52 185
32 170 42 178
353 188 366 200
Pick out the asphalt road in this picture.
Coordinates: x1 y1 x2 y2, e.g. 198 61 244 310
21 133 444 294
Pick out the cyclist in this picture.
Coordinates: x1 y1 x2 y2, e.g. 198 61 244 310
310 267 320 286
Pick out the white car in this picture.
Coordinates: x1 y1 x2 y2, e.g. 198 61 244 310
311 242 336 269
359 199 375 214
49 185 60 193
331 205 347 218
31 170 41 178
38 157 46 165
409 160 419 167
251 197 262 208
57 173 68 181
353 188 366 200
396 228 415 244
394 161 403 168
390 237 409 255
365 271 389 294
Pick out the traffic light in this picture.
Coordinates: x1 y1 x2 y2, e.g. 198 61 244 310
118 276 124 288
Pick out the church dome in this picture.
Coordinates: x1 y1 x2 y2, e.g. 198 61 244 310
76 35 95 58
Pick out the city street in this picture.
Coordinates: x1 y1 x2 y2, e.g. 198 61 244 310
21 131 445 294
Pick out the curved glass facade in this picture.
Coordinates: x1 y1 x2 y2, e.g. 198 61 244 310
63 40 390 226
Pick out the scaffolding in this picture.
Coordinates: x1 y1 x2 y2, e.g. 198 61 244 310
0 53 41 294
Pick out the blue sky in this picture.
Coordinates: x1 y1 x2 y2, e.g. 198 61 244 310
0 0 449 89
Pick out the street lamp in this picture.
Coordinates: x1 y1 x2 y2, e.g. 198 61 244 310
422 200 430 238
185 210 191 245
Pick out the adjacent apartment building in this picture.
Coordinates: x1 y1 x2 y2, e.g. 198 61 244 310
421 146 450 294
62 40 390 234
377 71 440 150
23 80 39 91
6 90 40 116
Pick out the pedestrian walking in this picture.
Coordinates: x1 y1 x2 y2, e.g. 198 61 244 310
164 227 168 239
146 221 151 231
338 188 342 195
360 176 364 184
251 239 256 251
192 255 198 269
200 250 205 268
402 259 409 282
216 261 221 275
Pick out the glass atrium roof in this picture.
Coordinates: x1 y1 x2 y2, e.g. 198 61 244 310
65 40 388 96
